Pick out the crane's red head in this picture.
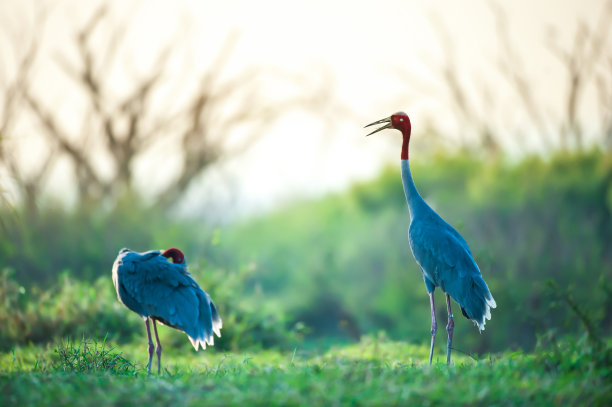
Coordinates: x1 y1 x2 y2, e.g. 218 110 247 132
365 112 412 160
162 248 185 264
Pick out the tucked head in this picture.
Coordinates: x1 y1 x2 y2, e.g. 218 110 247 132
162 248 185 264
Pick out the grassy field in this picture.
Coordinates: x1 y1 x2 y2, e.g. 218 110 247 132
1 335 610 406
2 153 611 406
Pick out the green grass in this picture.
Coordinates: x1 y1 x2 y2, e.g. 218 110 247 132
1 336 611 406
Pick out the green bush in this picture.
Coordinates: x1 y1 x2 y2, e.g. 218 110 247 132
0 265 300 351
0 268 139 349
1 151 611 353
218 151 612 352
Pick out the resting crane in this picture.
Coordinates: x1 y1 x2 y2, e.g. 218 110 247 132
112 248 222 374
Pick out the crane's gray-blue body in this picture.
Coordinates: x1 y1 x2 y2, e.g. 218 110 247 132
366 111 495 365
402 160 496 331
112 248 222 350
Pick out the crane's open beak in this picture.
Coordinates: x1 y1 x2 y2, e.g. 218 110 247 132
364 116 392 136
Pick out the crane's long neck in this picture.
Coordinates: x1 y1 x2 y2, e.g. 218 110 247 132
401 135 409 160
398 125 426 219
401 159 427 220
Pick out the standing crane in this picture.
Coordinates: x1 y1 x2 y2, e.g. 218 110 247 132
112 248 222 375
365 112 496 365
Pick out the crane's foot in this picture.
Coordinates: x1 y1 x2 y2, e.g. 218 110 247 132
147 342 154 375
428 292 437 366
446 315 454 365
429 326 437 366
145 317 154 376
153 319 163 375
445 294 454 365
156 345 162 375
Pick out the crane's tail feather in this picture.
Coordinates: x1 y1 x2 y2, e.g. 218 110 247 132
189 337 207 351
210 299 223 338
457 275 496 333
187 332 214 351
186 293 223 351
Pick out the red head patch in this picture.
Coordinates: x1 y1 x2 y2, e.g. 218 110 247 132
162 248 185 264
365 111 412 160
391 112 411 160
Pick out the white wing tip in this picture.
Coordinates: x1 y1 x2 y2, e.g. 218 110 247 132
188 317 223 350
213 326 222 338
487 296 497 309
189 333 219 350
213 319 222 338
475 317 486 333
188 337 208 351
477 324 485 333
475 300 496 332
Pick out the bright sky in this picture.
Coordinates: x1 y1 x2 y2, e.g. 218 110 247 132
1 0 609 219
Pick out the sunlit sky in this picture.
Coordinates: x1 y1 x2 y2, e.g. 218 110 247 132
1 0 609 219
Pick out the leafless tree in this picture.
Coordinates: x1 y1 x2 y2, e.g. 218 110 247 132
553 2 612 150
422 1 612 156
493 1 612 152
488 2 556 152
596 57 612 149
0 7 52 217
430 14 501 157
0 5 334 216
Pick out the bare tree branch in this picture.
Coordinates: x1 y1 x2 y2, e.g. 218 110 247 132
547 1 612 149
488 2 556 152
0 9 51 215
23 90 104 203
1 3 340 214
430 13 500 155
597 58 612 149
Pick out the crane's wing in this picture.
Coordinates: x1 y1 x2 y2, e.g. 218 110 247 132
409 219 473 284
409 220 496 331
114 250 222 350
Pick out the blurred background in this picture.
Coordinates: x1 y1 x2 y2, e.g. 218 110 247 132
1 0 611 355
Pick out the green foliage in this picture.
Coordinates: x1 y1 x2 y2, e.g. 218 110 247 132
533 331 612 376
1 336 611 406
53 337 135 374
1 151 611 354
0 266 298 352
218 151 612 352
190 260 304 351
0 200 204 286
0 269 140 350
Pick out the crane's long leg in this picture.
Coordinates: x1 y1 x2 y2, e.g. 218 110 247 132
152 319 163 375
144 318 154 375
445 293 454 365
428 292 437 366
